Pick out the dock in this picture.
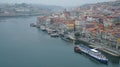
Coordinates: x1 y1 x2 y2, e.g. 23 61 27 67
78 38 120 57
89 45 120 57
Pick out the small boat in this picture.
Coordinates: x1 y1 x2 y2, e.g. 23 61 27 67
46 27 52 34
30 23 36 27
50 30 59 37
40 25 46 31
60 34 75 42
50 33 59 37
74 45 108 64
61 36 73 42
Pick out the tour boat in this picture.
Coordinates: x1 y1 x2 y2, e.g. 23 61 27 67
74 45 108 64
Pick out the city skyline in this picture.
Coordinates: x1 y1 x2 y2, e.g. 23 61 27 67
0 0 116 6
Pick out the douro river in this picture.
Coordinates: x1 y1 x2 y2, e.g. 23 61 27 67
0 16 119 67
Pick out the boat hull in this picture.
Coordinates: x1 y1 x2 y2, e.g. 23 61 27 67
50 34 59 37
74 45 108 64
60 35 74 42
74 46 82 53
88 52 108 64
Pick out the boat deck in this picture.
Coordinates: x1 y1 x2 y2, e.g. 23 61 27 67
79 38 120 57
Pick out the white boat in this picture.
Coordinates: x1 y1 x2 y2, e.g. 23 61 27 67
50 33 59 37
74 45 108 64
50 30 59 37
40 25 46 31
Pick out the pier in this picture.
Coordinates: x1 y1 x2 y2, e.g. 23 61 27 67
78 38 120 57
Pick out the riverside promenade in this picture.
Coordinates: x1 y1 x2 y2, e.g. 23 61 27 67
78 38 120 57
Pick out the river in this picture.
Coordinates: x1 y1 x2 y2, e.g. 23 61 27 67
0 16 119 67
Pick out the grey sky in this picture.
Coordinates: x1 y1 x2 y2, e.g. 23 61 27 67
0 0 114 6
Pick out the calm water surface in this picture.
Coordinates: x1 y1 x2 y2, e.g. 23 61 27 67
0 16 119 67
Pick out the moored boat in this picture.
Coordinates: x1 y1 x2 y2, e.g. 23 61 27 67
60 34 75 42
50 33 59 37
46 27 52 34
50 30 59 37
40 25 46 31
30 23 36 27
74 45 108 64
61 36 73 42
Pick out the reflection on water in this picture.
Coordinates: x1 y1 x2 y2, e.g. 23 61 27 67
103 52 120 67
108 57 120 67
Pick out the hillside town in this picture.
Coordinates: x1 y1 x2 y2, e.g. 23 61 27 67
36 1 120 56
1 0 120 66
0 3 62 17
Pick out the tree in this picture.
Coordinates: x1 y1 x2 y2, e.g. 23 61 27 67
74 32 81 45
75 32 80 39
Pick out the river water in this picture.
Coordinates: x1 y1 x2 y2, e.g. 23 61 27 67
0 16 119 67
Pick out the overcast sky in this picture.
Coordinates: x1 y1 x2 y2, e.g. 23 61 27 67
0 0 115 6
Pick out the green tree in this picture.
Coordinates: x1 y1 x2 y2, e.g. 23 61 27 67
74 32 80 45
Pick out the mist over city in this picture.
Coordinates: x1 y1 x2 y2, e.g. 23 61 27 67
0 0 120 67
